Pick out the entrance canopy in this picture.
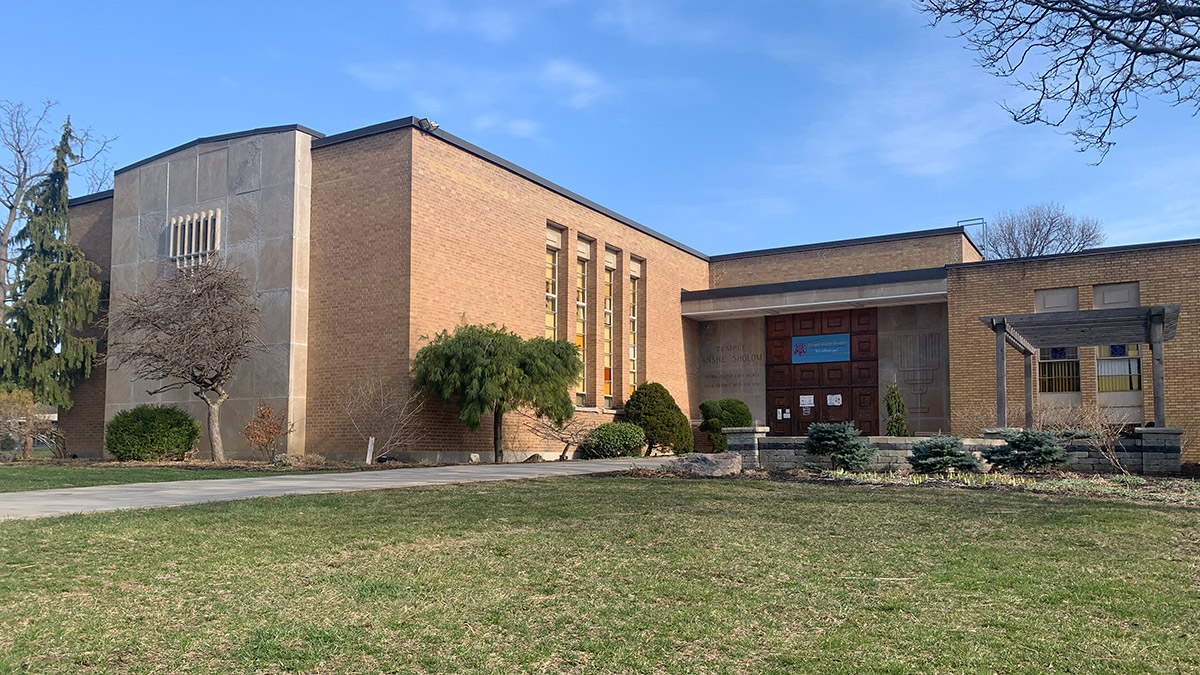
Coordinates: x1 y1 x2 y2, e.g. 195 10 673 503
980 305 1180 428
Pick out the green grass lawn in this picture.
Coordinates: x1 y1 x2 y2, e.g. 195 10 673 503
1 478 1197 673
0 464 325 493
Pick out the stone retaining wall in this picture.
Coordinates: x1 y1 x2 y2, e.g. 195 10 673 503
726 427 1182 475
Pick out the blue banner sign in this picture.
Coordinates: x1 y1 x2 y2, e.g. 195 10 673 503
791 333 850 364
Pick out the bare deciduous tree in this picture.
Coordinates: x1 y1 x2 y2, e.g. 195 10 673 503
105 261 260 462
916 1 1200 159
1 100 113 305
338 377 427 461
985 201 1105 258
515 407 601 460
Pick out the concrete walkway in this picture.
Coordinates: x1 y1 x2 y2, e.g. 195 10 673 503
0 457 673 521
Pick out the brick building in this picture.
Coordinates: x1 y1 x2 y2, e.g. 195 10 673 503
61 116 1200 468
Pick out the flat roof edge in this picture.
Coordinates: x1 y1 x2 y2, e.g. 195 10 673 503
67 189 114 207
312 117 710 261
683 266 948 302
114 124 325 176
709 226 972 262
948 237 1200 268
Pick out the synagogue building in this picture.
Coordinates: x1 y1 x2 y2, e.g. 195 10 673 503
61 117 1200 470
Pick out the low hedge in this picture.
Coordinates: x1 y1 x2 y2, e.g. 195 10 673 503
105 405 201 461
581 422 646 458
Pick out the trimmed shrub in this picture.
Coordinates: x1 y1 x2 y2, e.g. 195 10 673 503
623 382 694 455
105 405 201 461
982 429 1068 472
581 422 646 458
698 398 753 451
0 435 17 455
805 422 876 471
883 379 908 436
907 435 981 474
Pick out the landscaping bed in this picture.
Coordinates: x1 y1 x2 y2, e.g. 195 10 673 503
619 465 1200 507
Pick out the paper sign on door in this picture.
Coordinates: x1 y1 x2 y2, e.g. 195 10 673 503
826 394 843 406
797 395 815 407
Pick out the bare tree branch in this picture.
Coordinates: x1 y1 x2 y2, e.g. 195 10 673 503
337 377 427 460
916 0 1200 159
985 200 1106 257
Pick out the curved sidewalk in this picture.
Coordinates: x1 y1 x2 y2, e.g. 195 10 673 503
0 457 672 521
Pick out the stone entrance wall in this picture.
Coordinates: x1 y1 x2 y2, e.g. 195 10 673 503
726 427 1182 475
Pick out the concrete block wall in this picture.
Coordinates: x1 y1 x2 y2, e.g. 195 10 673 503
103 129 315 459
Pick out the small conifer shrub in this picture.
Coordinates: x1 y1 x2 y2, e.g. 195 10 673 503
805 422 876 471
883 379 909 436
982 429 1068 472
698 398 753 451
907 435 981 474
623 383 694 454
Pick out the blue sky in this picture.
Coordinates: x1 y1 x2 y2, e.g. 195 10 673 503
9 0 1198 255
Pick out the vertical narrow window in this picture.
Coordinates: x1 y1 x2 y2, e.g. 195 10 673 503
544 249 558 340
629 272 639 397
603 265 615 408
1038 347 1081 393
1098 344 1142 392
575 256 588 406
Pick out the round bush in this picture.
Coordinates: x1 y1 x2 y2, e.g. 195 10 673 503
804 422 876 471
582 422 646 458
623 382 694 455
907 435 981 474
699 398 753 451
105 405 201 461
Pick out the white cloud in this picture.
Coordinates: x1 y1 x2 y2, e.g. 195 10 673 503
346 61 415 92
595 0 723 46
541 60 613 109
406 0 520 43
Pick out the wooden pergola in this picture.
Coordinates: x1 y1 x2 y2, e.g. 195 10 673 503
979 305 1180 428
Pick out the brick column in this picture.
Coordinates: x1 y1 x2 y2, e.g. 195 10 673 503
725 426 769 469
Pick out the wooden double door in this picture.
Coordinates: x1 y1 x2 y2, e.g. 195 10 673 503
764 308 879 436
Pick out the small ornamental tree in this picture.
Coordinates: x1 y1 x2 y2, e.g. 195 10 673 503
699 398 753 451
805 422 876 471
242 403 295 461
623 382 693 455
907 435 981 474
883 379 908 436
411 323 582 463
983 428 1068 472
106 261 261 462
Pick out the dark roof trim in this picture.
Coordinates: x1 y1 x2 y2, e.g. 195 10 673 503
948 237 1200 269
682 266 948 302
710 226 977 262
114 124 325 176
67 189 113 207
313 117 710 261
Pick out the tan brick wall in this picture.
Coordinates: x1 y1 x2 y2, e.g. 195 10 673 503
947 245 1200 467
60 196 113 457
710 232 976 289
407 129 710 458
305 129 413 458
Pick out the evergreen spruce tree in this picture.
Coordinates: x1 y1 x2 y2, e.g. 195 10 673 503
907 435 981 474
883 378 909 436
0 120 101 458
